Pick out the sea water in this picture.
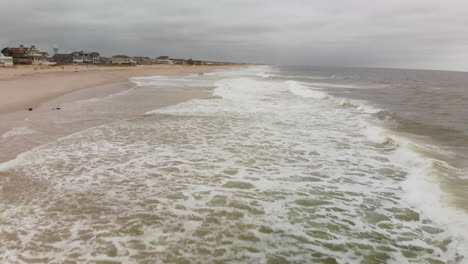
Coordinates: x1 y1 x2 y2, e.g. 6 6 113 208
1 66 467 263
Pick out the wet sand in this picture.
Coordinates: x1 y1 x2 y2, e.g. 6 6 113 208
0 64 239 114
0 64 241 163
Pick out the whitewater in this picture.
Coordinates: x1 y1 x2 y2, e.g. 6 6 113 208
0 66 467 263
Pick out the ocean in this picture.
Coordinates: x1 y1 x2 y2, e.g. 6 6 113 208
1 65 467 263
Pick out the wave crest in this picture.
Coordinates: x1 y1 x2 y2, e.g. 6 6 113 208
286 81 328 99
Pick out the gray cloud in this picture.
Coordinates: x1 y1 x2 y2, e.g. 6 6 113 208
1 0 467 71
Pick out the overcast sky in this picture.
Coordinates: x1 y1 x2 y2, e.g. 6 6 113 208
1 0 467 71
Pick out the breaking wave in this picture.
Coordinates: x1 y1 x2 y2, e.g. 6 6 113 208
286 81 328 99
1 66 467 263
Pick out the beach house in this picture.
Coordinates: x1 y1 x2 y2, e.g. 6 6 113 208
74 51 100 64
52 51 100 64
0 52 13 67
155 56 173 64
52 53 73 64
1 45 48 65
172 58 187 65
112 55 136 65
99 57 112 64
133 56 154 65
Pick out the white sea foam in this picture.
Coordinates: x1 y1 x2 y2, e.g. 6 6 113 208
1 66 466 263
1 126 37 139
130 75 213 87
361 122 392 145
286 80 328 99
255 72 275 78
361 121 468 262
337 98 383 114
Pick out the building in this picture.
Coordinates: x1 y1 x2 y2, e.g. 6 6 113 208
1 45 48 65
155 56 173 64
74 51 100 64
133 56 153 65
172 58 187 65
0 52 13 67
99 57 112 64
52 53 74 64
112 55 136 65
52 51 100 64
39 52 53 64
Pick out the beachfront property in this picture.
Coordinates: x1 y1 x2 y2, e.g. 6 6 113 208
0 52 14 67
111 55 136 65
133 56 154 65
1 45 49 65
99 57 112 64
172 58 187 65
75 51 100 64
52 51 100 65
155 56 173 64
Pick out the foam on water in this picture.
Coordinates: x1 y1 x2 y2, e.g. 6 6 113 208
1 66 467 263
255 72 275 78
1 126 37 139
130 75 214 87
286 81 328 99
361 121 468 261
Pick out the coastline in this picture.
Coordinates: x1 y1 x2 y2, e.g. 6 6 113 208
0 64 243 163
0 64 240 114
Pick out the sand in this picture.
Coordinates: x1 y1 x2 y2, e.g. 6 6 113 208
0 64 239 114
0 64 243 163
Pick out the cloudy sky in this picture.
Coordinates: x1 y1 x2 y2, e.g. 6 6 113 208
1 0 467 71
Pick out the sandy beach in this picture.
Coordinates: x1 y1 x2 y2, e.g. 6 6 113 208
0 64 242 163
0 64 238 114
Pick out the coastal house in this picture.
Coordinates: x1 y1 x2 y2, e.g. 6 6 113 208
52 53 74 64
155 56 173 64
99 57 112 64
172 58 187 65
0 52 13 67
52 51 100 64
112 55 136 65
1 45 48 65
133 56 153 65
74 51 100 64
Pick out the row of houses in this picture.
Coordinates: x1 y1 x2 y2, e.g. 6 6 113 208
1 45 211 67
1 45 50 66
52 51 101 64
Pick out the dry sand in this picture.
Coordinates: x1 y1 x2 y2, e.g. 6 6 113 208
0 64 239 114
0 64 244 162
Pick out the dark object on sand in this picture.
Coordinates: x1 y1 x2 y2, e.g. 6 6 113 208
27 108 33 111
52 107 61 110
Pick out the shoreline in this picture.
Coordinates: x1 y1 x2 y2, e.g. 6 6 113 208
0 64 244 163
0 64 241 114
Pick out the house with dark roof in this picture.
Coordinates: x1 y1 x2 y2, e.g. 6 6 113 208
52 53 74 64
1 45 48 65
133 56 154 65
172 58 187 65
52 51 100 64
